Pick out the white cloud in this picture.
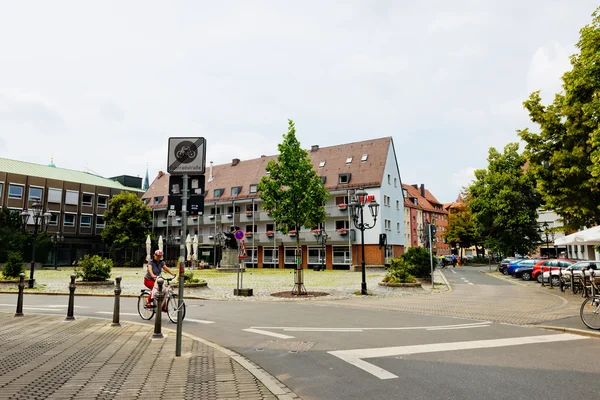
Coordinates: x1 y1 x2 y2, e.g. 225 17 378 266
451 167 477 190
526 41 573 100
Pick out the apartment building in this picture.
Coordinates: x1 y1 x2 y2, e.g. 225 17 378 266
0 158 144 265
402 184 450 255
143 137 406 269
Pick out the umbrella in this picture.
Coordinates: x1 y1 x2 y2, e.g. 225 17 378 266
186 234 192 261
158 235 163 252
193 235 198 261
145 235 151 262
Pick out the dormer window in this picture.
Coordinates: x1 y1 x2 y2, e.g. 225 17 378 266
402 189 408 198
346 157 353 164
319 161 326 168
338 173 351 184
231 186 242 196
412 197 418 205
214 188 224 198
361 154 368 161
153 196 164 204
249 184 258 194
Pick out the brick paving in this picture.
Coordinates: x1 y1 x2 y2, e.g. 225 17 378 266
0 313 288 400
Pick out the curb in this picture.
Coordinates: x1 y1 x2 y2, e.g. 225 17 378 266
536 325 600 339
437 270 452 293
0 291 210 300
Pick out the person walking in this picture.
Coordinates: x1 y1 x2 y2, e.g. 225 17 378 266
451 254 457 268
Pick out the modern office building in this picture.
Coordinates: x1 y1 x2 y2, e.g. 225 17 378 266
0 157 145 265
144 137 406 269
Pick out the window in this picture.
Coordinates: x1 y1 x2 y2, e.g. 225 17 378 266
319 161 326 168
263 248 279 263
397 222 400 232
335 220 349 230
231 186 242 196
48 188 62 203
152 196 163 205
82 193 93 207
210 207 221 215
227 205 240 213
80 215 92 227
266 223 274 232
332 246 351 264
338 174 351 184
321 176 327 184
65 191 79 205
48 213 59 226
394 178 397 187
383 195 390 207
98 195 109 208
335 196 348 205
214 188 224 198
412 197 418 205
245 225 257 232
387 174 391 184
361 154 368 162
0 183 3 199
29 187 43 201
96 216 105 228
396 200 400 209
246 203 258 212
385 219 391 231
8 184 23 199
402 188 408 198
249 184 258 194
284 248 299 264
346 157 353 164
64 214 75 226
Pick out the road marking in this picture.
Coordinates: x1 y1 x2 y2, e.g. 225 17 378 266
468 282 474 285
328 333 586 380
451 270 456 274
96 312 139 316
185 318 215 324
426 325 489 331
243 329 295 339
0 303 87 308
251 321 491 333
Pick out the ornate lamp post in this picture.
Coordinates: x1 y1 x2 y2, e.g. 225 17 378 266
348 187 380 295
314 228 329 271
51 232 65 270
21 200 52 288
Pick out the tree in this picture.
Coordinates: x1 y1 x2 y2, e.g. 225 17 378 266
443 199 480 256
0 207 51 264
519 7 600 231
469 143 542 257
258 119 329 294
101 192 151 261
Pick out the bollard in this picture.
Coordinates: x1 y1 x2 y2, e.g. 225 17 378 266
153 277 164 339
591 270 595 297
65 274 76 321
558 268 563 292
15 273 25 317
549 267 553 288
571 271 575 294
112 276 122 327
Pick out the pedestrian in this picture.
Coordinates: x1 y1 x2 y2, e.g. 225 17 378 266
451 254 457 268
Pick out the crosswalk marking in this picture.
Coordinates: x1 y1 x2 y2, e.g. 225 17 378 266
243 328 295 339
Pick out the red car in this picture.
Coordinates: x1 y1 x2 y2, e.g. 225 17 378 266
532 259 574 282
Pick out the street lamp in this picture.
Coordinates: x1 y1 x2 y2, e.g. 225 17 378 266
21 200 52 288
541 222 555 258
348 187 379 295
51 232 65 270
314 228 329 271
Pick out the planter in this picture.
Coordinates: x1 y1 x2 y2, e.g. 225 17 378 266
245 233 253 238
266 233 274 238
226 214 233 218
245 212 253 217
337 204 348 211
378 281 422 288
171 281 208 288
311 230 321 236
209 215 215 220
337 230 348 235
288 231 297 237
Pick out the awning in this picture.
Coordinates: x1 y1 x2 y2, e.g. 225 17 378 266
554 225 600 246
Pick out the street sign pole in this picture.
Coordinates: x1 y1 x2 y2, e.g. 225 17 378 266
176 173 188 357
429 224 434 289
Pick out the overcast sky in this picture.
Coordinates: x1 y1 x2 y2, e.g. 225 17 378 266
0 1 597 202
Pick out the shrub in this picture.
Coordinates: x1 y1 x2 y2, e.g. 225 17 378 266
401 247 432 278
184 271 200 283
76 255 112 282
2 251 24 279
383 258 417 283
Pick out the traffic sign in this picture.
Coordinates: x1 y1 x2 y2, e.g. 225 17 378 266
169 175 205 196
167 137 206 175
234 230 244 240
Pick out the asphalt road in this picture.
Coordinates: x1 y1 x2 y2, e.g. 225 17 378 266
1 270 599 400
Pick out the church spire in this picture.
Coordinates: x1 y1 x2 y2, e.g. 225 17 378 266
143 164 150 190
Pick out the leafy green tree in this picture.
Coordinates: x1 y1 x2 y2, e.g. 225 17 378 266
2 251 24 279
101 192 151 261
443 200 480 255
0 207 51 264
75 254 112 282
469 143 542 256
519 7 600 231
258 119 329 294
400 246 432 278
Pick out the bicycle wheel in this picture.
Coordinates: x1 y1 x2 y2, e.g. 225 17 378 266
167 295 186 323
580 296 600 330
138 293 155 320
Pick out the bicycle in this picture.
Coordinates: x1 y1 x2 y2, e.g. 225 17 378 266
137 276 186 323
579 269 600 330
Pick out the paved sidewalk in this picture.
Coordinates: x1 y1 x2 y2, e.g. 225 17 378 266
0 313 295 400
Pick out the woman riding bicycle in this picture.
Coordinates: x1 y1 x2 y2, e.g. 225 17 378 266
144 250 175 310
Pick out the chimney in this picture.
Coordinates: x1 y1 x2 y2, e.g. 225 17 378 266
157 171 164 179
420 184 425 197
208 161 214 182
311 145 319 152
411 184 418 190
232 158 240 166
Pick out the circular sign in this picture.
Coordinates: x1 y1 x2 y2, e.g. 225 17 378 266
174 141 198 164
234 230 244 240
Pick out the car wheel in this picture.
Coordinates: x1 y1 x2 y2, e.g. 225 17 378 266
522 272 532 281
551 276 560 287
502 268 508 275
536 274 542 283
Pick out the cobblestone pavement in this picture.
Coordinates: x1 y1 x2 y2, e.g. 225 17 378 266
316 270 583 325
0 313 296 400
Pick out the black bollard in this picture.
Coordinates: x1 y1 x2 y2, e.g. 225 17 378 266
112 276 122 327
153 277 164 339
15 273 25 317
571 271 575 294
549 267 553 288
66 274 76 321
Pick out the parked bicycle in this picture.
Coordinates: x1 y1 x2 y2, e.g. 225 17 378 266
137 276 186 323
580 269 600 330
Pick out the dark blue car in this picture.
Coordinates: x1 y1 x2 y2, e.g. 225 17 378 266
507 259 539 276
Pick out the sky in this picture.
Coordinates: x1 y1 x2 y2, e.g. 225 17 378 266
0 0 597 203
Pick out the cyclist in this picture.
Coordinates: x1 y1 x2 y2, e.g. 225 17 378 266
144 250 175 309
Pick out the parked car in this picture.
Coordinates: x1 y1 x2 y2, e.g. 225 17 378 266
532 259 574 283
499 258 519 275
543 261 600 285
508 259 539 276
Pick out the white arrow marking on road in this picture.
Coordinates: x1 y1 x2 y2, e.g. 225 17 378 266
328 333 586 380
94 312 214 324
252 321 491 333
243 329 295 339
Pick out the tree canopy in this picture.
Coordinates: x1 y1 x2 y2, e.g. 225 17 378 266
519 7 600 231
469 143 542 256
0 207 51 263
101 192 151 251
443 199 479 252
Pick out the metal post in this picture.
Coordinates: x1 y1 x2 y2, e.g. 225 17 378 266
153 277 164 338
176 174 188 356
15 273 25 317
429 224 434 289
360 206 367 295
28 222 39 289
112 276 122 326
571 271 575 294
321 234 325 271
66 274 76 320
548 231 553 289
